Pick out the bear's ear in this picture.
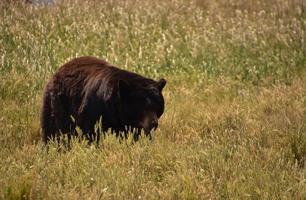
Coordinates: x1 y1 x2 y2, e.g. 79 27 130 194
118 79 130 99
157 78 166 91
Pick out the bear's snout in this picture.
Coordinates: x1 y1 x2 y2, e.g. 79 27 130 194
140 111 159 133
151 118 158 130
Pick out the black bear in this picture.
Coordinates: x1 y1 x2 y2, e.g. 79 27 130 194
41 56 166 144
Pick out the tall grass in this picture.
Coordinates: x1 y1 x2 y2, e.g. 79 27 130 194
0 0 305 199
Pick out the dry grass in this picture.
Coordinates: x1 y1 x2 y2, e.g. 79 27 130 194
0 0 305 199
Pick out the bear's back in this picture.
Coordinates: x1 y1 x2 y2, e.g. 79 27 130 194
57 56 111 76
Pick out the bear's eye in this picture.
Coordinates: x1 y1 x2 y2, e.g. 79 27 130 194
145 97 152 105
130 97 146 107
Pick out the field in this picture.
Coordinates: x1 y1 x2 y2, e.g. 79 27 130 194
0 0 305 199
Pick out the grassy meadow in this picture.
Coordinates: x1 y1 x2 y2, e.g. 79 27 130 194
0 0 305 199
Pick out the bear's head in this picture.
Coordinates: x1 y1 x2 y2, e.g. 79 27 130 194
118 78 166 135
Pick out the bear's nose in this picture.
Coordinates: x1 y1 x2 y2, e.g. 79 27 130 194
151 120 158 130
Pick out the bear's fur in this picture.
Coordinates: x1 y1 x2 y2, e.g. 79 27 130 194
41 56 166 143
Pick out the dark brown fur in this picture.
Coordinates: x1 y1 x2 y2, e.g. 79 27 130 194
41 56 166 144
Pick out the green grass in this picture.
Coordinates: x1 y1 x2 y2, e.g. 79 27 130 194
0 0 305 199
